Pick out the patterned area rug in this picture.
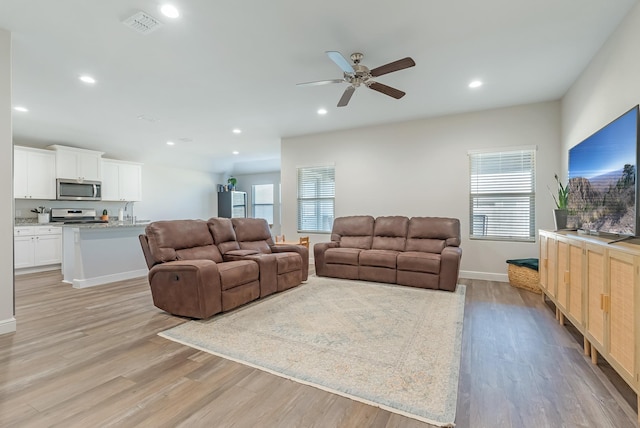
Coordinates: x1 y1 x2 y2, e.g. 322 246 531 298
159 275 466 426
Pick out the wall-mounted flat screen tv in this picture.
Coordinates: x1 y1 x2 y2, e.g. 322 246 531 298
567 105 639 236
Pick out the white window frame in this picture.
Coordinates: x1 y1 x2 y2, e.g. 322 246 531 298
252 183 274 225
468 146 536 242
297 165 335 233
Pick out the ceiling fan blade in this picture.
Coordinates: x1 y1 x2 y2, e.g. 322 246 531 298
337 86 355 107
368 81 406 99
296 79 344 87
326 51 354 74
370 57 416 77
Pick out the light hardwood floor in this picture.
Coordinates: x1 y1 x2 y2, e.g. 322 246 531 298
0 271 637 427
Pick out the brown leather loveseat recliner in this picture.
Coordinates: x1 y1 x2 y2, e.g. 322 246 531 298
314 215 462 291
139 217 308 319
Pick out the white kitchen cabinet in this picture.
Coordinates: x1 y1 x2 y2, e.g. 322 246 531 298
14 146 56 200
49 145 103 181
14 226 62 269
101 159 142 201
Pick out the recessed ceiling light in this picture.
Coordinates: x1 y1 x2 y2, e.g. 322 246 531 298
232 128 242 134
468 80 483 89
232 151 239 155
317 108 328 115
13 106 28 112
160 4 180 18
166 141 175 146
79 75 96 84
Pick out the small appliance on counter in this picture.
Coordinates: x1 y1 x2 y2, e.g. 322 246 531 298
50 208 109 224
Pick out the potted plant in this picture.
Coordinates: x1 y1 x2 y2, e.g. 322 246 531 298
101 209 109 221
549 174 569 230
227 176 237 190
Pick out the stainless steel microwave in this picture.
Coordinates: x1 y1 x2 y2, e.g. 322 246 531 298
56 178 102 201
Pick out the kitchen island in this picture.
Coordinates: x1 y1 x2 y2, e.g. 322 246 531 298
61 221 150 288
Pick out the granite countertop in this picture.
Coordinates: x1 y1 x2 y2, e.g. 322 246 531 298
15 218 151 228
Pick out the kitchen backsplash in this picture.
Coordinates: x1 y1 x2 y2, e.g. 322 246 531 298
14 199 136 220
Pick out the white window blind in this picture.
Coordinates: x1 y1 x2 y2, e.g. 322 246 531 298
252 184 274 224
469 148 536 241
297 165 335 233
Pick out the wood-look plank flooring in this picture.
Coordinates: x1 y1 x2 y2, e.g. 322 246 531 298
0 271 637 427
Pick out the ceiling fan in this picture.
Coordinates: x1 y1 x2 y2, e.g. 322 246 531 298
297 51 416 107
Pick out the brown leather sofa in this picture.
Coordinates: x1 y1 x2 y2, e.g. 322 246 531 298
314 215 462 291
209 217 308 297
139 218 308 319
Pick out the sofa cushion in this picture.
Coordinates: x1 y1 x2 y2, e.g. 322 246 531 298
406 217 461 250
146 220 215 263
372 216 408 251
359 249 399 269
274 252 302 274
232 218 274 243
232 218 274 254
325 247 362 265
331 215 374 249
208 217 241 254
176 245 223 263
217 260 259 291
405 217 461 253
397 251 441 274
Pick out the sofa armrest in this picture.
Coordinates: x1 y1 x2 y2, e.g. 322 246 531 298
313 241 339 277
148 260 222 319
271 244 309 281
439 246 462 292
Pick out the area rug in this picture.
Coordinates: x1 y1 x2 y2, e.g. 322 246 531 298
159 275 466 426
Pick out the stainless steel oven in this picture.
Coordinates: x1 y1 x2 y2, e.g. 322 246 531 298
56 179 102 201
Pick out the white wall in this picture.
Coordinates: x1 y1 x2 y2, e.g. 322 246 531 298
282 101 561 279
233 171 281 235
134 164 221 221
0 29 15 335
562 2 640 171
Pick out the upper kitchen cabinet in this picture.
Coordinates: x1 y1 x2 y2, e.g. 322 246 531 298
48 145 104 181
101 159 142 201
14 146 56 199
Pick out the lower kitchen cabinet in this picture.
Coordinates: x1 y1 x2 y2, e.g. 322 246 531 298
14 226 62 270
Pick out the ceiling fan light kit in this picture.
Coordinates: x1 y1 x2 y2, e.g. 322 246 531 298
297 51 415 107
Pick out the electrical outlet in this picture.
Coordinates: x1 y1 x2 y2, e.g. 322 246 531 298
15 209 21 217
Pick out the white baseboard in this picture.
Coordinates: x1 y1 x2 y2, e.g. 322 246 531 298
460 270 509 283
15 264 61 275
72 269 147 289
0 317 16 335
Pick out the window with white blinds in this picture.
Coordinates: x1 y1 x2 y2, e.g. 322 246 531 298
297 165 335 233
252 184 274 224
469 148 536 241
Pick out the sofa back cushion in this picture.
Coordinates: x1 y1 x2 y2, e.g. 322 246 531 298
232 218 273 254
145 219 223 263
208 217 241 254
331 215 375 249
372 216 408 251
405 217 461 253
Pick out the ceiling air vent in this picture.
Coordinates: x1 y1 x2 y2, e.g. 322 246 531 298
122 11 162 35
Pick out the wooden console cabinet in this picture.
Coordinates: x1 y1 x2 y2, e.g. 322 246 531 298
539 230 640 416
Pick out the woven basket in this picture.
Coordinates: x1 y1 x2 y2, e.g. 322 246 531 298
508 264 541 294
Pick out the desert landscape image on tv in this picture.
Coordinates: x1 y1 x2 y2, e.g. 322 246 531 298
567 108 637 235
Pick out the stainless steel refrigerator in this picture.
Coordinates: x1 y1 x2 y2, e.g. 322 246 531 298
218 191 247 218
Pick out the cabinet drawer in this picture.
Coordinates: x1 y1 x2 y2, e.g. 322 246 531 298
35 226 62 235
14 226 36 236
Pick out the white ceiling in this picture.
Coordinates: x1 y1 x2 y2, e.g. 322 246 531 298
1 0 637 175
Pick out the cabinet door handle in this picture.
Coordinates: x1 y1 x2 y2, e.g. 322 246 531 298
564 271 570 284
600 294 610 313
